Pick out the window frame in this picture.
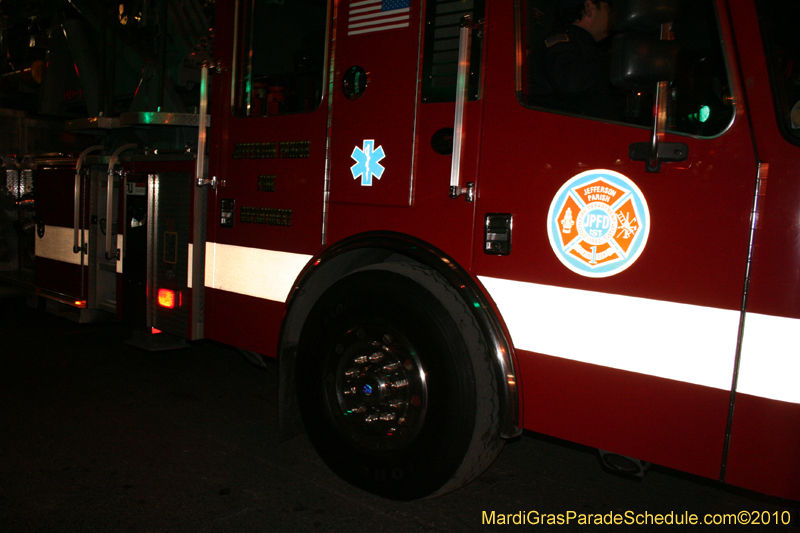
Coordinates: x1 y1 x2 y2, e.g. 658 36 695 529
230 0 331 118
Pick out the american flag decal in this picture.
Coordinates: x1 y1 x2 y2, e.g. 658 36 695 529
347 0 411 36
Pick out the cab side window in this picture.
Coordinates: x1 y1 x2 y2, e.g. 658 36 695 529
233 0 327 117
421 0 486 103
518 0 734 137
757 0 800 145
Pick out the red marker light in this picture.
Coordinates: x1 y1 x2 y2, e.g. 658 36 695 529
157 289 176 309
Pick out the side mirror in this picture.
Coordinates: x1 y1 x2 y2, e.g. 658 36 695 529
609 21 687 173
613 0 678 32
610 34 678 90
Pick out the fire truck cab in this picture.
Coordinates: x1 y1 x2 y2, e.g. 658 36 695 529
3 0 799 502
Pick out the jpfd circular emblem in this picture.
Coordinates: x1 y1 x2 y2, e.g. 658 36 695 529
547 169 650 278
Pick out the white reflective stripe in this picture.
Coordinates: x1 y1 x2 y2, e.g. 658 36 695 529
204 243 312 303
739 313 800 404
478 276 740 391
35 226 86 265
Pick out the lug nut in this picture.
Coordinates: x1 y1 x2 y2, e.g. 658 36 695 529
368 352 384 363
391 379 409 389
382 362 401 373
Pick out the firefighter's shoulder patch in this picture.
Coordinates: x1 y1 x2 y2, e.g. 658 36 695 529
545 33 569 48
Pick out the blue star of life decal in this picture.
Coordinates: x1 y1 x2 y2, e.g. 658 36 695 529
350 140 385 186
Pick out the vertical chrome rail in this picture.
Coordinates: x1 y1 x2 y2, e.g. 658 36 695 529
105 144 138 260
720 162 768 482
195 62 215 188
449 15 474 201
73 145 104 254
647 22 673 172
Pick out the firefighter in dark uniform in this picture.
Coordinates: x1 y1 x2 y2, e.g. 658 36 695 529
529 0 624 120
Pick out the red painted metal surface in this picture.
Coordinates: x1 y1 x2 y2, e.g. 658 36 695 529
725 394 800 501
203 0 328 346
469 0 759 488
327 3 421 208
474 1 756 309
204 288 286 356
517 350 730 480
35 257 84 297
728 0 800 321
718 0 800 501
34 163 88 300
325 1 482 275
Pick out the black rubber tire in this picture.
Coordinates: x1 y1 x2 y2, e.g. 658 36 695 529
296 263 503 500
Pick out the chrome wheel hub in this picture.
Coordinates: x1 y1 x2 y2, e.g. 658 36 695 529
327 325 427 452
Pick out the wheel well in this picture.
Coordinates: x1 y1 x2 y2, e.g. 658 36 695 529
280 246 409 351
277 232 521 441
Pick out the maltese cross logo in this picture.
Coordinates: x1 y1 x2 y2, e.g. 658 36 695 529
350 140 385 186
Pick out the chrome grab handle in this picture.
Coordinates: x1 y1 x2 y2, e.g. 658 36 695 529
105 144 138 260
449 15 474 202
649 80 667 171
648 23 672 172
73 145 104 254
195 62 215 189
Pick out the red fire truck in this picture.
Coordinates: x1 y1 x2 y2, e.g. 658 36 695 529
2 0 799 501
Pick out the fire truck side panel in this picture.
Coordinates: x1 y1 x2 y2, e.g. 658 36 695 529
725 395 800 502
196 0 800 501
518 352 730 479
718 0 800 501
327 1 420 208
473 0 759 483
727 0 800 321
34 258 83 301
34 164 88 300
203 0 329 352
325 0 485 283
205 290 286 356
121 159 204 341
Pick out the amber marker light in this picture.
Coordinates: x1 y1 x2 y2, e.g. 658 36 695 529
157 289 176 309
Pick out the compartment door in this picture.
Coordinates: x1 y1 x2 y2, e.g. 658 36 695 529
328 1 421 208
473 0 757 479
